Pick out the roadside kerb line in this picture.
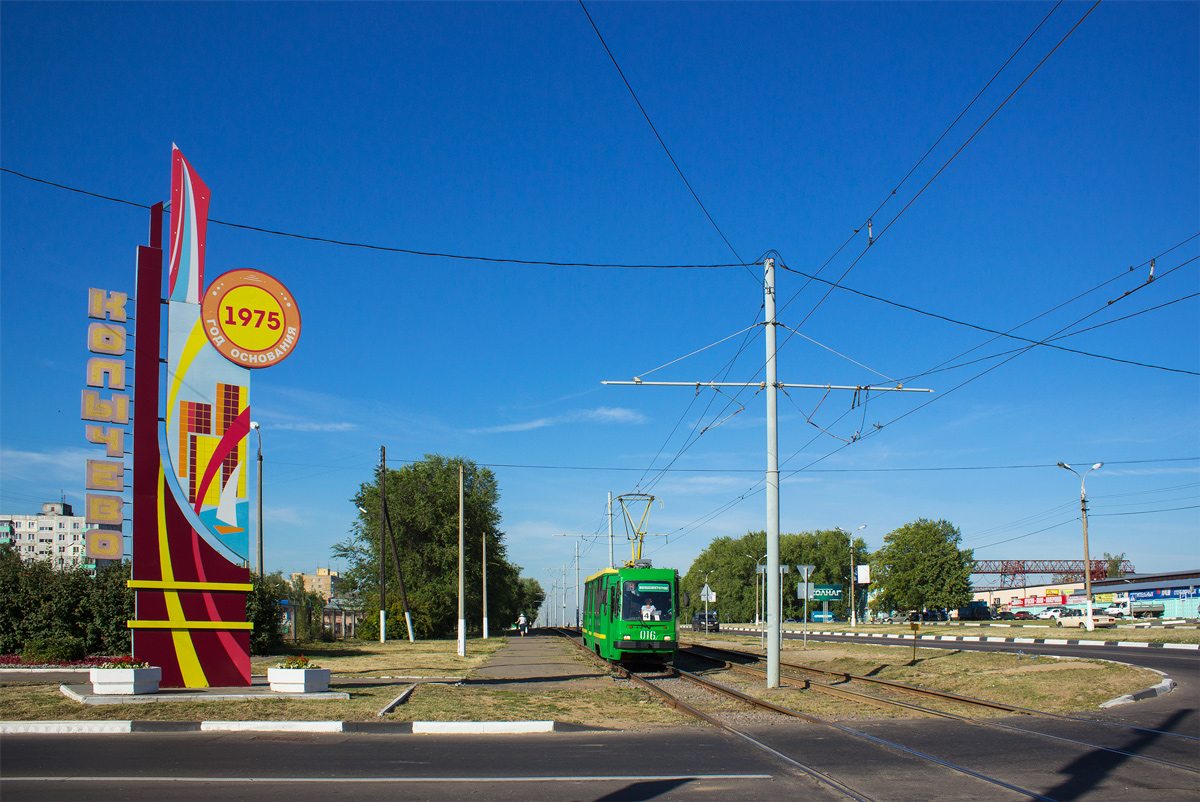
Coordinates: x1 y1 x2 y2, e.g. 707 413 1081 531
721 627 1199 650
2 774 775 784
1 720 582 735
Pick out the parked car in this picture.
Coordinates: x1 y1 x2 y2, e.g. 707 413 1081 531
1055 609 1118 628
1013 611 1035 620
1037 607 1068 619
992 611 1015 620
691 612 719 632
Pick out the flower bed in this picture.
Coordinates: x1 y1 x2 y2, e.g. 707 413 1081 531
0 654 133 668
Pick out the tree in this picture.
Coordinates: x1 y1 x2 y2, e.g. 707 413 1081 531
0 544 134 656
870 519 973 615
513 577 545 621
1103 552 1126 579
331 454 530 638
681 529 868 622
247 572 289 654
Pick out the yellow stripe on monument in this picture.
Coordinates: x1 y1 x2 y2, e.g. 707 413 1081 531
128 580 253 592
156 466 208 687
127 620 254 631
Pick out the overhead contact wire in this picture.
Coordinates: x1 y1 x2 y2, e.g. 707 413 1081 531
576 0 757 283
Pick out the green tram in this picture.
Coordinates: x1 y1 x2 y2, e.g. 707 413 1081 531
581 564 682 663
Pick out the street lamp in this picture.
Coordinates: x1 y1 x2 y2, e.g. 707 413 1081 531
747 554 766 625
1058 462 1102 631
250 421 263 576
837 525 867 626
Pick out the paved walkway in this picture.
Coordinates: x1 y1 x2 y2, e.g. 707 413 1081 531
469 632 611 690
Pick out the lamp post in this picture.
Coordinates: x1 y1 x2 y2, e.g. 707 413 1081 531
1058 461 1102 631
838 525 867 626
747 554 766 625
250 421 263 576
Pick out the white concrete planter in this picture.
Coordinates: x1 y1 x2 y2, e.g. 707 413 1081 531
89 666 161 695
268 667 331 693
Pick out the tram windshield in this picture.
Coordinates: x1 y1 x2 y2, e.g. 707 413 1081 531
622 581 673 622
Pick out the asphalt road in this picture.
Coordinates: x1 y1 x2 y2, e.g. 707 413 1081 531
3 634 1195 802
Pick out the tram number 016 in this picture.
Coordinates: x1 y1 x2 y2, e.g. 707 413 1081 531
639 630 657 640
224 306 282 330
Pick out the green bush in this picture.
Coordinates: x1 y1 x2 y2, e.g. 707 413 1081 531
22 634 85 664
247 572 289 655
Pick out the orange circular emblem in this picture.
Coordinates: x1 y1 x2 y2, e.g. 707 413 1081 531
201 269 301 368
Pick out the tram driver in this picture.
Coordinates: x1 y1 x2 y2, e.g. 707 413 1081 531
641 598 661 621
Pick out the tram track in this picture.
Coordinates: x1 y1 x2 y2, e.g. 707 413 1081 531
681 642 1200 776
555 628 1069 802
684 640 1199 743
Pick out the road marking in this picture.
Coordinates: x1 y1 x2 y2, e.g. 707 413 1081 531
3 774 775 784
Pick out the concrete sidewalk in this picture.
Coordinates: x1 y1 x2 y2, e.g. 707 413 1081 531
468 632 611 690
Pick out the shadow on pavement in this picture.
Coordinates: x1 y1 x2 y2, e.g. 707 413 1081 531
1042 708 1191 801
592 778 693 801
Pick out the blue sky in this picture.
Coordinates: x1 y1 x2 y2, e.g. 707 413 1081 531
2 2 1196 605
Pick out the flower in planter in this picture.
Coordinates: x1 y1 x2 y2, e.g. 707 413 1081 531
276 654 321 669
98 656 151 669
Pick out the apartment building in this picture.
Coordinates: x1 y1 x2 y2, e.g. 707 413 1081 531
290 567 344 602
0 501 120 572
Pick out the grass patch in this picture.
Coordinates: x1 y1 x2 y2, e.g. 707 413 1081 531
685 634 1162 717
0 680 689 728
255 636 509 676
0 637 691 729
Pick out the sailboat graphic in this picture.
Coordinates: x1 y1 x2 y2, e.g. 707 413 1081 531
213 460 245 535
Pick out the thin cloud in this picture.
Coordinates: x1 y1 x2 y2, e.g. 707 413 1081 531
269 421 360 433
1 447 105 477
469 407 647 435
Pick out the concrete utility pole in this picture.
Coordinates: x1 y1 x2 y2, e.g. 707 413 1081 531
545 571 558 627
840 525 866 626
482 528 488 639
764 257 781 684
378 447 387 644
458 462 466 656
603 257 932 688
555 533 591 626
608 492 615 568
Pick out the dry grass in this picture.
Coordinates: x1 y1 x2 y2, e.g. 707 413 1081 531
255 636 508 677
0 637 691 729
684 634 1163 718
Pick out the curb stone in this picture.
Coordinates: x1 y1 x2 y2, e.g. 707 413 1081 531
0 720 585 735
724 627 1200 650
1099 677 1178 708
